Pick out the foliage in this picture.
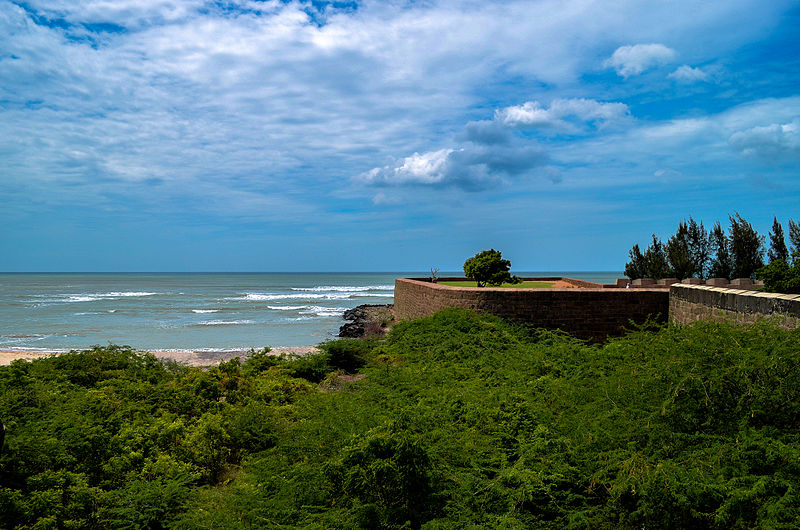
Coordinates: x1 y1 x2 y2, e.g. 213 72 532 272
666 222 693 280
185 310 799 528
729 212 765 279
629 214 765 281
687 217 710 278
4 314 800 528
790 219 800 256
0 344 327 528
768 216 789 263
627 218 709 281
643 234 670 280
757 255 800 293
663 218 709 280
708 220 733 279
463 249 522 287
624 243 646 280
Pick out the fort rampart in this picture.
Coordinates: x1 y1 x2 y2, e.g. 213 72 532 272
394 278 669 341
669 284 800 328
394 278 800 341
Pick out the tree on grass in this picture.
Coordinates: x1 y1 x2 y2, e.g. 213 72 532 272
463 249 522 287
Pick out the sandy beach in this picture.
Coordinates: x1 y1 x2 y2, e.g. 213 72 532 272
0 346 320 367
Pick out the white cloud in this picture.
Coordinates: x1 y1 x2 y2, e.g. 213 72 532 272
728 120 800 161
604 43 677 77
668 65 709 83
358 143 549 191
362 149 455 186
497 98 630 130
357 97 630 191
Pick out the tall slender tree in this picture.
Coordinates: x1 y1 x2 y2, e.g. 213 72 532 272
666 221 693 280
624 244 647 280
767 217 789 263
729 213 764 279
687 217 709 279
708 221 732 279
789 219 800 258
644 234 670 280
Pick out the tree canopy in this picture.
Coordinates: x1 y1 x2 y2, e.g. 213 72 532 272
625 214 764 280
462 249 521 287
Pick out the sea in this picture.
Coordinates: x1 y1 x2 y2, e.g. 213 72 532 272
0 272 621 354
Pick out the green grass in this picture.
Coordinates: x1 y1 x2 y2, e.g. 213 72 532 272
438 280 557 288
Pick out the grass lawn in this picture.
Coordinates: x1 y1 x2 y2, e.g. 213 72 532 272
438 280 557 288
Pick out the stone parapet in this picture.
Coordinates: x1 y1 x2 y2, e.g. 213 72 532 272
394 278 669 342
669 284 800 329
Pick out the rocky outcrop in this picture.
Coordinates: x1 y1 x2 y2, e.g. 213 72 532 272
339 304 395 338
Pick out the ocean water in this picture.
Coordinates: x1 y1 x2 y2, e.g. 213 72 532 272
0 272 621 353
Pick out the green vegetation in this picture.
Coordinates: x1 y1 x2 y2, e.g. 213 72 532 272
3 311 800 528
758 255 800 293
463 248 522 287
439 280 557 288
625 213 781 281
756 217 800 294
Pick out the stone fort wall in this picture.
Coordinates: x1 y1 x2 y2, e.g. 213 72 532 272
669 284 800 328
394 278 669 341
394 279 800 341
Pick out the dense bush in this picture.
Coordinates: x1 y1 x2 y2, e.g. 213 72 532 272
2 312 800 528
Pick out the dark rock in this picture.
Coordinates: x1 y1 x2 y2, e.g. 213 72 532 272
339 304 394 338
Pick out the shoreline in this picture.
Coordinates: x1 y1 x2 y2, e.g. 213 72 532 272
0 346 320 367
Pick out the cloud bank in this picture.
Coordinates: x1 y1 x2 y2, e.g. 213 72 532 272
358 98 628 191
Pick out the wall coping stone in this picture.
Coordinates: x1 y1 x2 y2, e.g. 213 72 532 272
401 277 664 292
670 284 800 318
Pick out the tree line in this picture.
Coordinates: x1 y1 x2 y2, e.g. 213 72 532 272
624 213 800 291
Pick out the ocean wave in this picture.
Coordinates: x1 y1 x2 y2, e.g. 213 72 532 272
192 309 219 313
291 285 394 292
298 306 344 317
353 293 394 298
36 292 161 303
195 319 255 326
239 293 353 301
267 305 307 311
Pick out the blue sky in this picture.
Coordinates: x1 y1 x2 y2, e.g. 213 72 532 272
1 0 798 272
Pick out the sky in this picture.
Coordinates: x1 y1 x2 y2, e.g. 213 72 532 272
1 0 798 272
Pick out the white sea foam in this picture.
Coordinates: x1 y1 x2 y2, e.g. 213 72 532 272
192 309 219 313
64 292 158 303
267 305 343 317
239 293 352 301
196 319 255 326
298 306 343 317
291 285 394 292
353 293 394 298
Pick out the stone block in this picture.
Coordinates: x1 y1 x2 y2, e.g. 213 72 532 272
706 278 729 287
681 278 703 284
632 278 655 286
730 278 754 288
657 278 678 286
